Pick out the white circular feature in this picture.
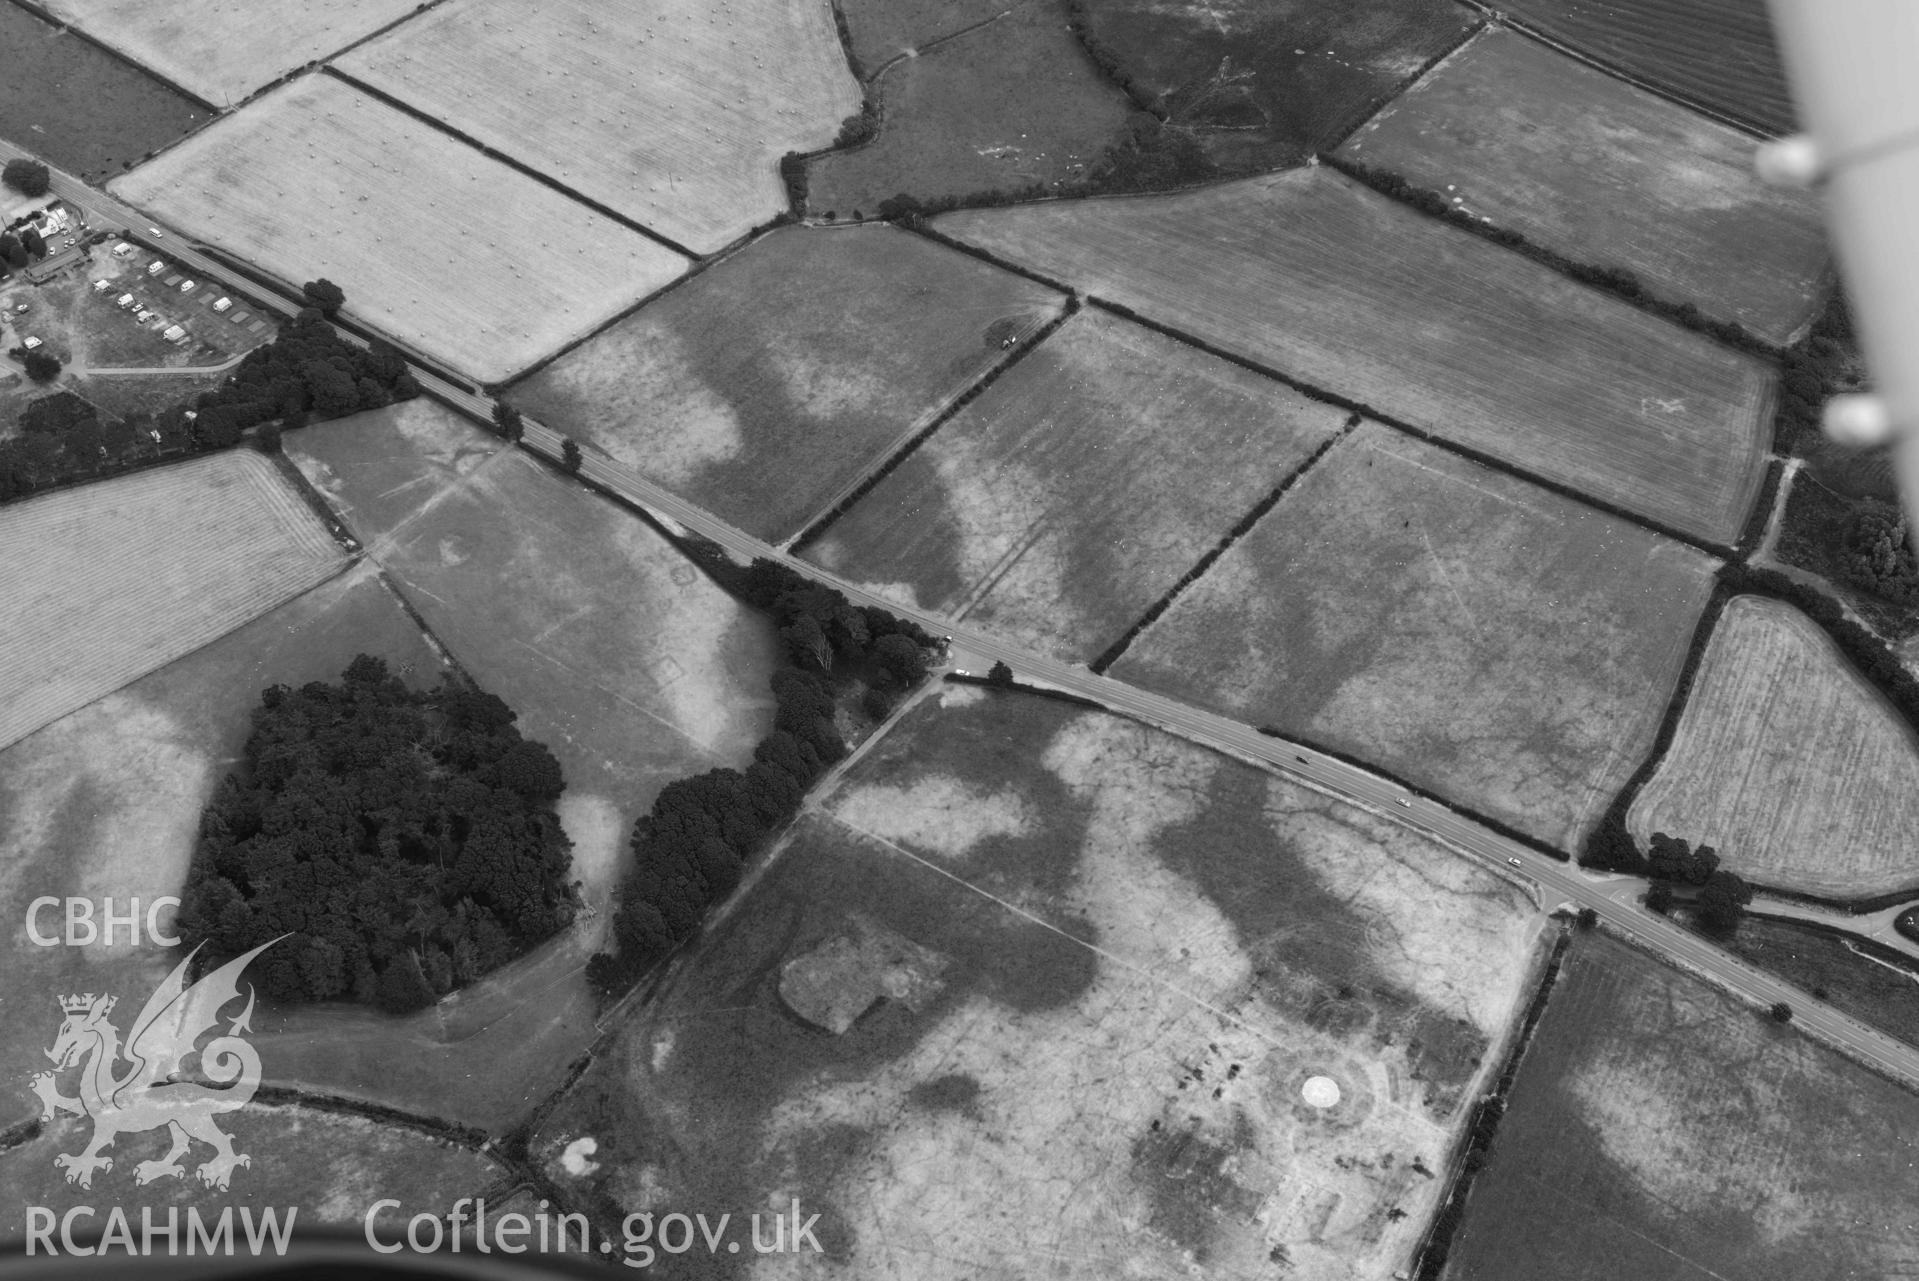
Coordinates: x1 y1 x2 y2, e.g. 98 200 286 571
1301 1076 1341 1108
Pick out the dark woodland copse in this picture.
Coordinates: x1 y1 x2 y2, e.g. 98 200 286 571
2 158 50 196
176 655 578 1014
592 560 937 991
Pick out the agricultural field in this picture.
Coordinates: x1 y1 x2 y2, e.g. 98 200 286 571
0 5 209 181
1440 933 1919 1280
837 0 1012 75
804 307 1350 662
1340 28 1828 346
1 1103 505 1237
36 0 422 106
936 168 1774 546
1630 595 1919 899
507 224 1065 542
0 563 450 1129
1111 424 1718 848
286 399 781 904
1497 0 1796 135
111 75 689 384
534 688 1546 1279
1073 0 1478 172
338 0 859 254
0 449 344 754
804 0 1137 217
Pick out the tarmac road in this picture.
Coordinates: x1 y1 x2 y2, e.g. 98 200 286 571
12 134 1919 1092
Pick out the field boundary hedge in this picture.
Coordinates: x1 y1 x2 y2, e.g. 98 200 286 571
320 66 703 262
1583 563 1919 902
944 670 1104 710
1254 728 1572 864
1088 414 1360 673
1321 153 1776 358
1412 924 1572 1280
786 299 1079 553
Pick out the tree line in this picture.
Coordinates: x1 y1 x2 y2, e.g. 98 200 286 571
588 559 934 991
0 298 419 503
177 656 578 1013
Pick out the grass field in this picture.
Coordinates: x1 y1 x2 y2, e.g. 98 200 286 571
1630 595 1919 899
339 0 859 254
1341 28 1827 346
0 4 209 181
837 0 1011 75
508 223 1065 542
0 1103 506 1238
1112 424 1718 847
38 0 422 106
0 450 344 754
805 0 1136 216
1497 0 1795 135
286 401 780 900
1723 916 1919 1054
1440 932 1919 1280
0 563 450 1131
533 689 1545 1279
804 307 1350 662
1075 0 1477 172
111 75 689 384
937 168 1774 546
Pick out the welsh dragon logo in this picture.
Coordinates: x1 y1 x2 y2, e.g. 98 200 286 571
28 938 281 1191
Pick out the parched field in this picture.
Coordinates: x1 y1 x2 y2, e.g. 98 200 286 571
1074 0 1478 171
805 0 1137 217
339 0 859 254
1497 0 1795 135
1112 425 1718 847
508 224 1065 542
287 400 781 902
837 0 1011 76
0 563 449 1130
37 0 421 106
1630 595 1919 899
804 307 1350 662
111 75 689 384
0 450 344 754
936 168 1775 546
534 688 1546 1279
0 1103 505 1239
1441 933 1919 1280
1341 28 1827 346
0 4 209 180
